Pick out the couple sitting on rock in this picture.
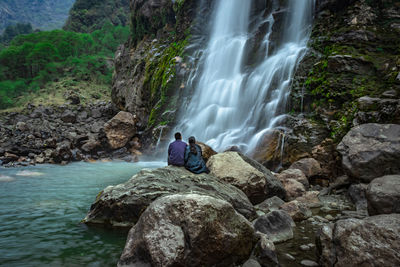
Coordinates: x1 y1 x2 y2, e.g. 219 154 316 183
168 132 209 174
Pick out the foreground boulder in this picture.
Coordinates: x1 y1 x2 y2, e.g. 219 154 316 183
103 111 137 149
337 123 400 182
366 175 400 215
83 166 256 226
207 152 285 204
316 214 400 267
118 193 257 267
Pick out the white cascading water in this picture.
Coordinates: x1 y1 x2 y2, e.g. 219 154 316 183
175 0 315 153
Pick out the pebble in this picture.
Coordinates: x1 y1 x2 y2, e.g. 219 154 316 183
283 253 296 261
300 260 319 266
300 244 310 251
325 215 334 220
307 243 315 248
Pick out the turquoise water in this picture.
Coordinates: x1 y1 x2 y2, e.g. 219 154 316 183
0 161 165 267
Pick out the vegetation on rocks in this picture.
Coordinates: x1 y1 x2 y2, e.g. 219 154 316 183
63 0 129 33
296 0 400 141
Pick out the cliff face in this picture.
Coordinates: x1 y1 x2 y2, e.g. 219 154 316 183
112 0 213 145
63 0 129 33
0 0 75 33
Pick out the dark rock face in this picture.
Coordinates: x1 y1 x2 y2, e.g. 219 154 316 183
118 193 257 267
316 214 400 267
337 123 400 182
83 166 256 226
253 210 295 243
366 175 400 215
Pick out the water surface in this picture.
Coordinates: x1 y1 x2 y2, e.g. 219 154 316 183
0 161 164 267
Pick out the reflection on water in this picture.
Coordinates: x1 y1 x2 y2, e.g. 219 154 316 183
0 161 165 267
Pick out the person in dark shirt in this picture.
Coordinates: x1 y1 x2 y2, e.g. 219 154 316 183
168 132 187 166
184 136 209 174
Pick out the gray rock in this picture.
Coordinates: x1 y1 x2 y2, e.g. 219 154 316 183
83 166 256 226
366 175 400 215
252 232 279 267
255 196 285 214
118 193 257 267
337 123 400 182
61 110 76 123
242 259 262 267
316 214 400 267
280 200 312 221
253 210 295 243
348 183 368 213
301 260 319 266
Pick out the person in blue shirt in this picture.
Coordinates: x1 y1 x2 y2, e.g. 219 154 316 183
168 132 187 166
184 136 210 174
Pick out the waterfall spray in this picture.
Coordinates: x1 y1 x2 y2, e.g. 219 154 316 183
174 0 315 153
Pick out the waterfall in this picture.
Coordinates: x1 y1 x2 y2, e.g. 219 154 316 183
174 0 315 153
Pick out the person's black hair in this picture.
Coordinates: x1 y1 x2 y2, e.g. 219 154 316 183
188 136 197 154
175 132 182 140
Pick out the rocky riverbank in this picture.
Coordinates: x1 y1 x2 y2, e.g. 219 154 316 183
83 124 400 266
0 102 143 167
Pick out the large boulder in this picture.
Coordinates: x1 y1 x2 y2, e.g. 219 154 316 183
280 179 306 201
337 123 400 182
316 214 400 267
207 152 286 204
83 166 256 227
253 210 295 243
366 175 400 215
103 111 137 149
118 193 257 267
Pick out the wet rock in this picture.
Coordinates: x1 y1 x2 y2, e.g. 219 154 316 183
280 200 312 221
301 260 319 267
252 232 279 267
242 259 262 267
347 183 368 213
207 152 285 204
196 141 217 163
255 196 285 214
296 191 322 208
281 179 306 201
276 168 309 189
289 158 322 179
61 110 76 123
337 123 400 182
81 139 101 153
118 193 257 267
253 210 295 243
366 175 400 216
103 111 137 149
327 55 375 75
83 166 256 227
316 214 400 267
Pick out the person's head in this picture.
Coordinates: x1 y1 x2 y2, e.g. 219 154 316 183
188 136 196 144
174 132 182 140
188 136 197 154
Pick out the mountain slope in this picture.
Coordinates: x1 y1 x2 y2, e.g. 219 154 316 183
63 0 129 33
0 0 75 33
